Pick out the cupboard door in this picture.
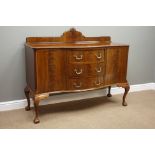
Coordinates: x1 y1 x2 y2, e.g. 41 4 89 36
105 48 119 85
117 46 129 83
48 49 66 91
35 49 66 93
35 49 49 93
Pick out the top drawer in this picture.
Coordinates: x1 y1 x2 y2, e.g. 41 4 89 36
67 49 105 63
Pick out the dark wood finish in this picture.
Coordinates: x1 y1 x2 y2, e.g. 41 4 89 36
105 47 119 85
25 46 35 91
107 86 112 97
24 86 31 111
26 28 111 43
24 28 130 123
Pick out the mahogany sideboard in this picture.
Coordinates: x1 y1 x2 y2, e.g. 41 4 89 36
24 28 130 124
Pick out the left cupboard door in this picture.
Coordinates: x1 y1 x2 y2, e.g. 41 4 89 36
35 49 66 94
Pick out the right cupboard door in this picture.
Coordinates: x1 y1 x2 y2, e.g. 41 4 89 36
117 46 129 83
105 46 129 85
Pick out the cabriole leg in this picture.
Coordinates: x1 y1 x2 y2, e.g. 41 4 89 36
32 93 49 124
107 86 112 97
122 84 130 106
24 86 31 111
33 97 40 124
117 82 130 106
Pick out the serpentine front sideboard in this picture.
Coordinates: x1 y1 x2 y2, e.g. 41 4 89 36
24 28 130 124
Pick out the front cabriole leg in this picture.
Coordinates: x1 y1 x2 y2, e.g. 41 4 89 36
33 93 49 124
107 86 112 97
24 86 31 111
117 82 130 106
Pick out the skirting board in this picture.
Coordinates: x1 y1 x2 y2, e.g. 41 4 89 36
0 83 155 111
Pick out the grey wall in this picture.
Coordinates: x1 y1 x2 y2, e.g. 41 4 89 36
0 26 155 102
153 35 155 82
154 70 155 82
154 66 155 82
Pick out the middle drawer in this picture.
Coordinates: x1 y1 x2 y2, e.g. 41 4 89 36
67 62 105 78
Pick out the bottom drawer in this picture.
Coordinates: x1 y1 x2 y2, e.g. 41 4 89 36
67 76 104 90
87 76 104 88
67 78 86 90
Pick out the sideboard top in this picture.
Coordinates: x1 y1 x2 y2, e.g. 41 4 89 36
25 28 129 49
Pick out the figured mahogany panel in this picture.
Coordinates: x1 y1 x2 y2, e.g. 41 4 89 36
105 47 119 85
35 50 49 93
117 46 129 83
48 49 66 91
35 49 66 93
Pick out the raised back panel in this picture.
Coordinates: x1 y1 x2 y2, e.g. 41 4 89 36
26 28 111 43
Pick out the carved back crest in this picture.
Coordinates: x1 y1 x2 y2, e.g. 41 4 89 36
61 28 85 42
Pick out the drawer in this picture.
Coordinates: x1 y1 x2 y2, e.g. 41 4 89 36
68 50 86 63
87 62 105 76
67 49 105 64
68 64 86 78
86 50 105 62
67 63 105 78
67 78 86 90
87 76 104 88
67 76 105 90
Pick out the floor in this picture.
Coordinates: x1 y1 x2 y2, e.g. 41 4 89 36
0 90 155 129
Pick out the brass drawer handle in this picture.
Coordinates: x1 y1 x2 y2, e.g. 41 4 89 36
94 80 101 86
74 68 83 75
73 82 82 88
95 53 102 59
96 67 102 73
74 55 83 60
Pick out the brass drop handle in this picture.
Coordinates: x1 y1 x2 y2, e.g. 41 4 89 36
96 67 102 73
95 80 101 86
73 82 82 88
74 68 83 75
74 55 83 60
95 53 102 59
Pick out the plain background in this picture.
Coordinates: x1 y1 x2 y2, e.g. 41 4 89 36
0 26 155 102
